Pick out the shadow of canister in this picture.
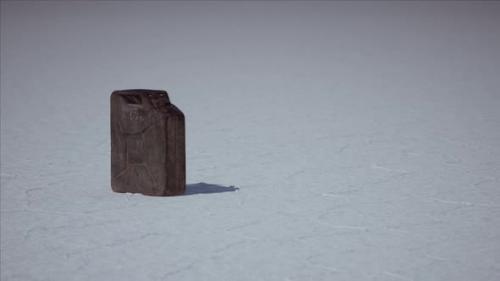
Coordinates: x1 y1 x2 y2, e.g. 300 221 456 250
185 182 239 195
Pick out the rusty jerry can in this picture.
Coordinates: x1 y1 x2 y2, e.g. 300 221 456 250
111 89 185 196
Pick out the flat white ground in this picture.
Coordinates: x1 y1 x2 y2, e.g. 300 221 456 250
1 2 499 281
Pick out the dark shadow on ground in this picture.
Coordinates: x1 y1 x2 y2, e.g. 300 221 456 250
185 182 239 195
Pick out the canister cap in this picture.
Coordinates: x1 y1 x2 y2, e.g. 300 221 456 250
111 89 170 103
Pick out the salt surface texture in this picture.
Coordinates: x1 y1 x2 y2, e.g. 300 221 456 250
1 2 499 281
